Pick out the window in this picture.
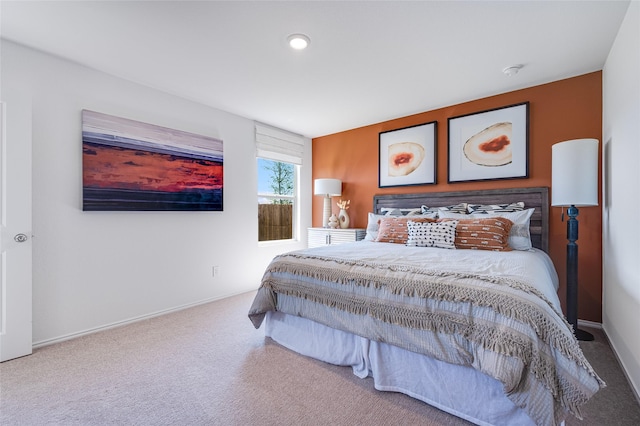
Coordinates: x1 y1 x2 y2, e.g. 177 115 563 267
255 123 304 242
257 158 297 241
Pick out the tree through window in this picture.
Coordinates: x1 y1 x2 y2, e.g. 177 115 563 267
258 158 296 241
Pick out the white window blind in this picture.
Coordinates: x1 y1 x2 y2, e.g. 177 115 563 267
255 122 305 165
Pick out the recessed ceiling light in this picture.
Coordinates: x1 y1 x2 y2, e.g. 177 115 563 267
287 34 310 50
502 64 524 77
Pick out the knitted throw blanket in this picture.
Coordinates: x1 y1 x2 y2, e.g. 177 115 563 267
249 251 605 426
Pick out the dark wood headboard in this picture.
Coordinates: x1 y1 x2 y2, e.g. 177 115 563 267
373 187 549 252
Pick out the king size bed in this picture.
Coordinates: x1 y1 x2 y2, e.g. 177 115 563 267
249 187 604 426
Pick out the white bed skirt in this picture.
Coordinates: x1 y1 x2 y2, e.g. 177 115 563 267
265 310 539 426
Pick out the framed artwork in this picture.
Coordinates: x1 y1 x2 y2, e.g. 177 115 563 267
82 110 224 211
447 102 529 183
379 121 437 188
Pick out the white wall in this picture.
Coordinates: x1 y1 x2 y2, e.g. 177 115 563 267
602 1 640 398
2 40 312 345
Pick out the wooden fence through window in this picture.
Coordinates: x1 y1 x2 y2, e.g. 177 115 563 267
259 204 292 241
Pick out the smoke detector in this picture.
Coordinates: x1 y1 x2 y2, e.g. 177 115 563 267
502 64 524 77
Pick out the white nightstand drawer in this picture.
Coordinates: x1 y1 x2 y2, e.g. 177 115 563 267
308 228 365 248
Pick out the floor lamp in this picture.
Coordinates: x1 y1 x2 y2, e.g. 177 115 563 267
314 178 342 228
551 138 599 341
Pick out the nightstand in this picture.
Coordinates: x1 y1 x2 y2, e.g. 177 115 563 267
308 227 366 248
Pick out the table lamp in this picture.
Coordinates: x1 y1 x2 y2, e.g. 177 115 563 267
314 178 342 228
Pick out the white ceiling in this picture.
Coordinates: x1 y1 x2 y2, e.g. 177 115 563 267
0 1 630 138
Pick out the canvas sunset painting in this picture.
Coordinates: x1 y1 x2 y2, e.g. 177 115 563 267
82 110 223 211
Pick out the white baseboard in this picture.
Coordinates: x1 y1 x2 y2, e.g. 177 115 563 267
32 290 252 349
563 319 640 405
578 319 603 329
600 324 640 406
577 320 640 405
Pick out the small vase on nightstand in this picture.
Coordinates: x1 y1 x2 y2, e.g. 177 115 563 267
338 209 350 229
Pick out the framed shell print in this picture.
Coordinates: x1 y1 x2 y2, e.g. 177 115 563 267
379 121 437 188
448 102 529 183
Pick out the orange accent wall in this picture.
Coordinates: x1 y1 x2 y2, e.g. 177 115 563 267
312 72 603 322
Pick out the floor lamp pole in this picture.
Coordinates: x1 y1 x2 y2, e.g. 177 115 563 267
566 205 594 341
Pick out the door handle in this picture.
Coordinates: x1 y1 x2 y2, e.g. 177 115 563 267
14 233 28 243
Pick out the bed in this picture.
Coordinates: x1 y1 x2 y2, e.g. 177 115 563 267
249 187 604 426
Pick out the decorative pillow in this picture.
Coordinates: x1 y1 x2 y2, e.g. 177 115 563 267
486 209 535 250
437 211 481 220
421 203 468 215
438 208 534 250
364 212 387 241
406 220 458 249
441 217 513 251
380 207 422 216
467 202 525 214
375 216 436 244
365 211 437 241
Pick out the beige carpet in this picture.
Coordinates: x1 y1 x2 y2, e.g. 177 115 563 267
1 290 638 425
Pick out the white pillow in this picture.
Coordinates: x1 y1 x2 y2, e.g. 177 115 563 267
406 220 458 249
365 212 386 241
438 208 534 250
486 209 534 250
437 211 478 220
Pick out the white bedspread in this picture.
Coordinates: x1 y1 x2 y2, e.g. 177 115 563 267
249 241 603 425
265 310 537 426
300 240 560 300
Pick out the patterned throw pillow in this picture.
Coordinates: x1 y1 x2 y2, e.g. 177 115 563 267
380 207 422 216
375 216 436 244
438 209 534 251
441 217 513 251
366 211 437 241
421 203 468 215
406 220 458 249
467 202 525 214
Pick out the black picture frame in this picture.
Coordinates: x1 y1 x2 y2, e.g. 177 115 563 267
447 102 529 183
378 121 437 188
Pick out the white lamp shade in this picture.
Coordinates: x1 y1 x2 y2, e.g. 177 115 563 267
314 178 342 196
551 138 599 207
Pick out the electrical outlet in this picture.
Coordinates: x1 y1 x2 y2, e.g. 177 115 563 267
212 266 220 278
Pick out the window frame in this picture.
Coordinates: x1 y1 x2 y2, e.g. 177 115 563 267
257 158 299 243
